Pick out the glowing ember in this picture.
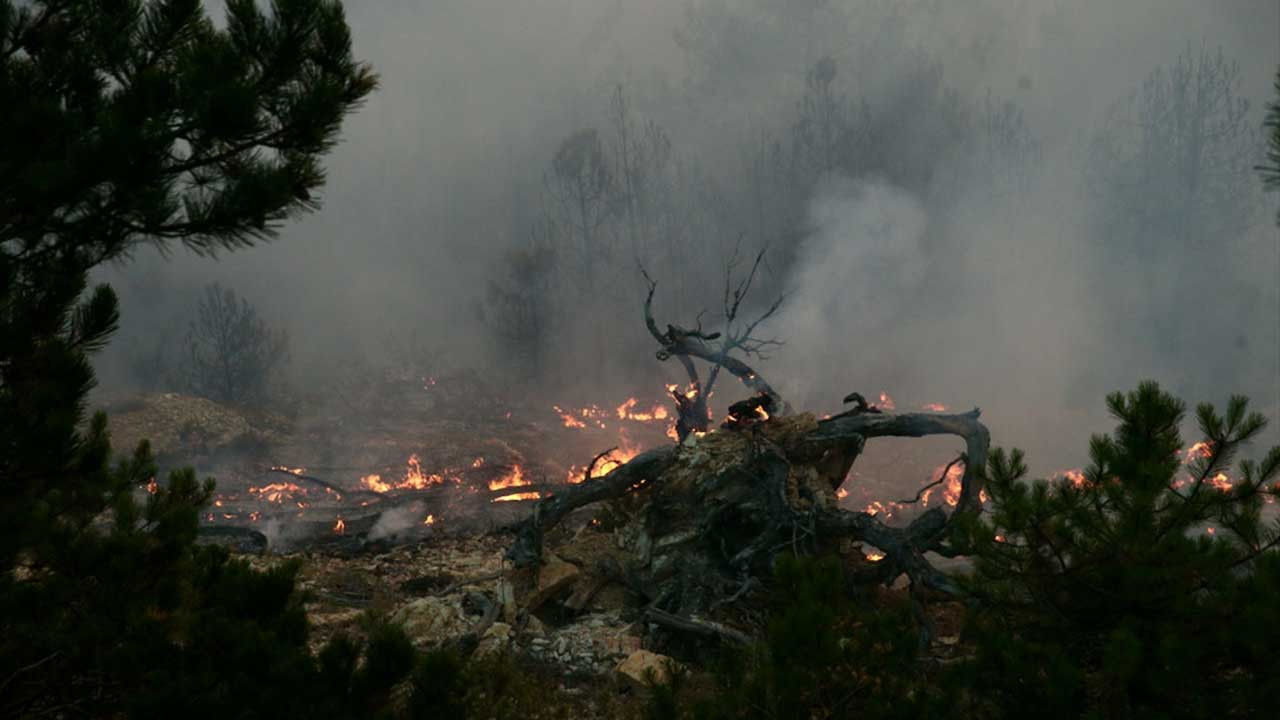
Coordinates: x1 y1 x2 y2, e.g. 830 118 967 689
493 491 541 502
994 534 1006 543
554 406 587 428
1206 526 1216 535
1183 441 1214 460
333 517 345 534
1056 469 1088 488
472 457 485 468
878 391 896 411
921 402 947 412
865 551 885 562
1208 473 1233 492
146 477 159 494
864 500 890 516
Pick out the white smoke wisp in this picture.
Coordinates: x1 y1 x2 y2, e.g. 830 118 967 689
771 176 929 411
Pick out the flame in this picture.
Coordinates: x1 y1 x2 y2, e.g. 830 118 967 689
424 514 436 526
146 477 159 494
472 457 485 468
994 534 1006 543
666 425 679 442
487 463 540 501
249 511 261 522
361 473 391 493
1183 441 1214 460
249 482 307 503
836 487 849 499
878 392 896 411
402 454 445 490
616 397 670 422
754 406 771 421
567 443 642 484
362 454 449 493
921 463 966 507
1057 469 1088 488
333 517 345 534
865 551 885 562
921 402 948 412
1206 526 1216 535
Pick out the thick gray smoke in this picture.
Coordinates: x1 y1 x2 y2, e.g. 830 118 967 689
92 0 1280 471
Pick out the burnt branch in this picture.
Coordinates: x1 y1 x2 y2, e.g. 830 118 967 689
641 256 787 431
506 445 679 567
899 455 965 505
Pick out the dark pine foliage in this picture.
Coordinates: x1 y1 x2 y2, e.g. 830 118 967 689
0 1 380 716
949 381 1280 719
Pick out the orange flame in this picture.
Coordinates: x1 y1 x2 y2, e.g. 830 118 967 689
921 402 947 412
333 517 345 534
424 514 436 526
878 392 896 411
146 477 159 494
922 463 965 507
249 482 307 503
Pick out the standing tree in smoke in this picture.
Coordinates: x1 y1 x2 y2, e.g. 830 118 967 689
182 283 290 405
641 243 787 439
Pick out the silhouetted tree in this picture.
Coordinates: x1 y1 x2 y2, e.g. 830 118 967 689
182 283 289 405
1261 66 1280 224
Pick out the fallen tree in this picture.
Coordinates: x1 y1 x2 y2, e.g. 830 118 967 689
506 401 988 644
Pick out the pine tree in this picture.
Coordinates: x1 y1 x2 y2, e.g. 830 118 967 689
951 381 1280 718
0 2 381 715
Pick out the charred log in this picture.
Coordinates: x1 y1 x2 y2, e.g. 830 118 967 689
504 402 990 644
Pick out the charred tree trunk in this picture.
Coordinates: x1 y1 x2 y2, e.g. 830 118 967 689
505 403 990 642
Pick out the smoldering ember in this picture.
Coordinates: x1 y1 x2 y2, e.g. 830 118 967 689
4 2 1280 719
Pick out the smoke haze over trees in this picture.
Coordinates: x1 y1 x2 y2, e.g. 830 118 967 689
95 0 1280 471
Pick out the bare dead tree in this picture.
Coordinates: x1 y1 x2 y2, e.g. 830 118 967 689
642 241 787 440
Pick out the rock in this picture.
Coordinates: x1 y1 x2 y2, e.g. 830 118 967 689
526 554 581 610
390 597 470 646
616 650 680 688
599 633 642 656
495 576 517 623
523 614 546 638
473 622 512 658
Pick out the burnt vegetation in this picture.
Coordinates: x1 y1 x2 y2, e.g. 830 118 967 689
3 1 1280 719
